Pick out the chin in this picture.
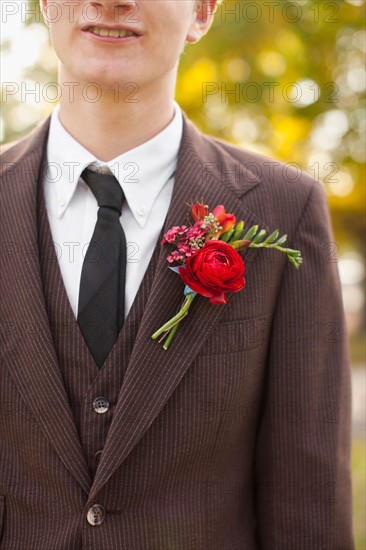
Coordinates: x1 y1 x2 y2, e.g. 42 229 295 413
81 66 142 91
72 71 139 96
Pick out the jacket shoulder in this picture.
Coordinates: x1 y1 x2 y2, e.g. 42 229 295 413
0 117 51 177
0 135 26 166
189 126 325 237
204 132 316 194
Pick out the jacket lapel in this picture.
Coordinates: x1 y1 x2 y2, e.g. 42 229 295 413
1 119 92 493
89 113 265 500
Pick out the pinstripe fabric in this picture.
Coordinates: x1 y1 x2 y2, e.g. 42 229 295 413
0 113 354 549
37 159 164 477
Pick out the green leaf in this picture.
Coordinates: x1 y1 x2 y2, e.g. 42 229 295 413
220 228 235 242
275 234 287 245
252 229 267 244
229 220 244 242
242 224 258 241
263 229 279 244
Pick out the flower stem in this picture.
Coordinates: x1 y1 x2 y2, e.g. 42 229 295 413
157 311 189 342
162 323 180 350
248 242 302 268
151 293 195 340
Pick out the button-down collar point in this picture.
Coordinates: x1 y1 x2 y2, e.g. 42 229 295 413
136 206 146 216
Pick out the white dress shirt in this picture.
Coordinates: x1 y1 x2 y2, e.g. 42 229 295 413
43 102 183 320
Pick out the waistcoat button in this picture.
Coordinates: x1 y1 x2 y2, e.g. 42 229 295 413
93 397 110 414
86 504 105 526
95 449 103 463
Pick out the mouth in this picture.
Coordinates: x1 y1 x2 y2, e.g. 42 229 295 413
87 26 138 38
82 25 141 42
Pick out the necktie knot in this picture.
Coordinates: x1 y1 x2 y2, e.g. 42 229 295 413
82 167 124 215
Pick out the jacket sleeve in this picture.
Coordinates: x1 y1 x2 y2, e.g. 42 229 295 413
253 180 354 549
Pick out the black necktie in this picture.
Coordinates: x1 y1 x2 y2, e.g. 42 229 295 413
77 166 127 368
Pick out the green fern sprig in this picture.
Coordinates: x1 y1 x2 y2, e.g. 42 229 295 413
227 222 303 269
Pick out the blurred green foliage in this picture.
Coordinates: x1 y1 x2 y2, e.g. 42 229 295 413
1 0 365 249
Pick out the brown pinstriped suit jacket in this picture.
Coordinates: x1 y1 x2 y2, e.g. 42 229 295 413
0 112 354 549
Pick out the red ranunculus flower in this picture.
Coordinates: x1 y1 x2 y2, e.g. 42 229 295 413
178 240 245 305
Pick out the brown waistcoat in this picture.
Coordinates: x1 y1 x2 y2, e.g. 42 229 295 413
37 162 163 478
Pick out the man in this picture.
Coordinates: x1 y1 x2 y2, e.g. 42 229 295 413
0 0 354 548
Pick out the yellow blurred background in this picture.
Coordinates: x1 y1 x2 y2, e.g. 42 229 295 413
1 0 365 546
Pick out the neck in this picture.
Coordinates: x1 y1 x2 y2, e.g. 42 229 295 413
57 73 177 162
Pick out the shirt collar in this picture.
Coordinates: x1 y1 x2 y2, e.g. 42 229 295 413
45 101 183 228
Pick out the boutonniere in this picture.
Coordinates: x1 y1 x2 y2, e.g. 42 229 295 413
151 201 302 350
